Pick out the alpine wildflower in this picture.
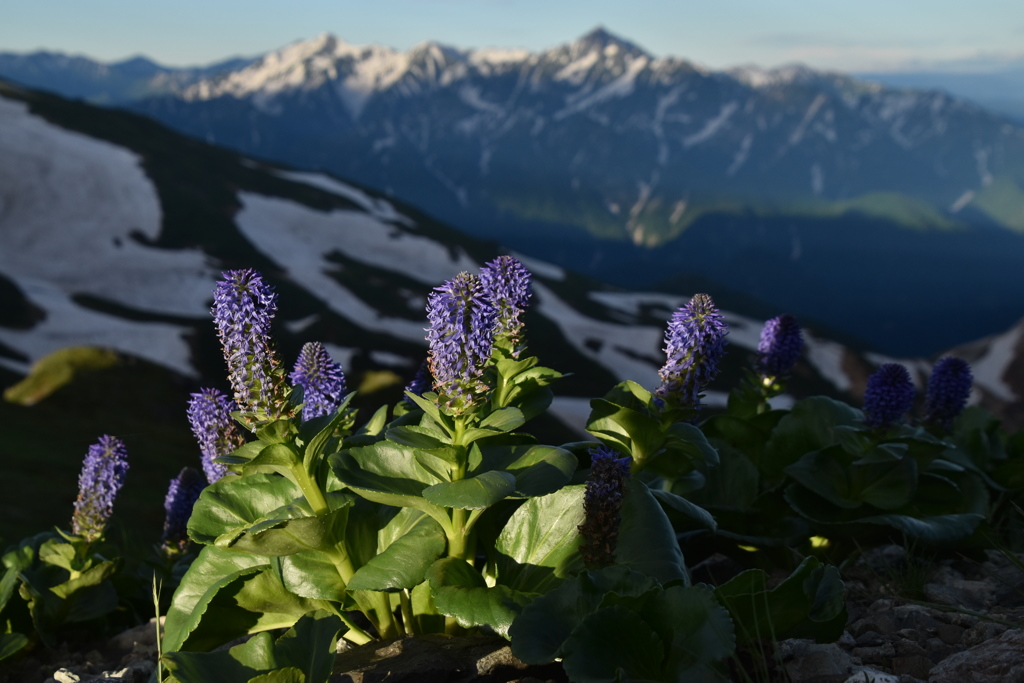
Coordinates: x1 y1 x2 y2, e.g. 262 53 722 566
425 272 496 414
71 435 129 542
187 387 244 483
578 446 632 569
211 269 286 427
924 357 973 430
863 363 916 428
655 293 728 409
757 314 803 380
479 255 532 354
290 341 348 421
160 467 206 556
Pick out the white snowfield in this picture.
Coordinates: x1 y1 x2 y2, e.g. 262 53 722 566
234 192 472 344
0 94 215 375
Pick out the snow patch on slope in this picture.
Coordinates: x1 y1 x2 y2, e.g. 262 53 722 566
234 192 476 342
683 102 737 147
0 94 215 373
0 280 195 376
537 283 663 388
272 169 412 225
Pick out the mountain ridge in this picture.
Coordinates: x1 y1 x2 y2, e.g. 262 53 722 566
4 31 1024 356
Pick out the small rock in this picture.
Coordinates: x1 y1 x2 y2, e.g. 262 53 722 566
111 617 162 650
961 620 1009 648
779 639 856 682
934 623 964 646
929 628 1024 682
851 642 896 665
843 667 900 683
855 630 886 647
891 654 931 680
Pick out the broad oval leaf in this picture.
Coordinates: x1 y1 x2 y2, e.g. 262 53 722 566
616 480 689 585
189 474 305 547
561 605 666 683
494 485 585 594
427 557 535 637
422 471 516 510
162 545 271 654
478 444 577 498
347 514 447 591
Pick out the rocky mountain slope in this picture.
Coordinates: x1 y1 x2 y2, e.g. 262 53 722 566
2 77 1022 418
5 30 1024 355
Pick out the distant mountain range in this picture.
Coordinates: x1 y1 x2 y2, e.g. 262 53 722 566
3 29 1024 356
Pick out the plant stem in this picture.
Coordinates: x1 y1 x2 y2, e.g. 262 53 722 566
327 604 373 645
371 591 401 638
399 590 417 635
293 465 329 516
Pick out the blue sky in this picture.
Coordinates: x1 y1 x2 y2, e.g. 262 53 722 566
3 0 1023 72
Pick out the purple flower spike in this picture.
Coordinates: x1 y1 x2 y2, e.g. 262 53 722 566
161 467 206 555
403 359 432 399
863 363 916 428
578 446 631 569
290 342 348 421
426 272 497 414
187 387 244 483
211 269 284 426
924 357 973 430
758 314 803 379
479 255 532 352
655 293 728 409
72 435 129 542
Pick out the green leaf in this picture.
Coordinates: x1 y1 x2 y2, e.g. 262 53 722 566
329 445 451 532
49 558 118 598
665 421 720 468
301 393 356 469
715 557 846 645
422 471 517 510
494 486 586 594
762 396 862 480
785 446 917 511
188 473 304 547
247 668 306 683
164 624 319 683
477 444 577 497
650 489 717 534
427 557 535 636
274 610 342 683
600 381 655 411
347 514 446 591
561 605 666 683
277 551 347 603
640 584 735 678
218 441 265 467
356 404 389 437
509 565 659 665
402 392 450 434
857 512 985 542
245 443 303 480
386 425 449 450
479 406 526 433
185 566 321 652
226 505 351 557
617 481 688 585
162 546 271 653
0 632 28 662
37 539 77 572
257 420 294 445
688 441 759 510
586 399 663 463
